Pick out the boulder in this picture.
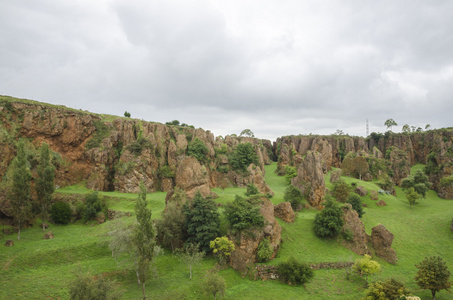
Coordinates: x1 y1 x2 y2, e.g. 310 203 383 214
5 239 13 247
341 204 371 255
273 202 295 223
291 151 326 208
330 170 341 183
175 156 213 199
370 190 379 200
43 231 54 240
229 198 281 274
355 186 368 197
376 200 387 206
370 224 397 264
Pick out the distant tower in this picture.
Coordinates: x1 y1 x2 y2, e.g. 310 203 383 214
366 119 369 137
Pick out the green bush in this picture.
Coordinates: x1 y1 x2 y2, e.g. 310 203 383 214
363 278 411 300
158 165 175 178
331 179 350 203
224 195 264 234
347 193 364 218
256 238 273 262
50 201 72 224
283 185 304 210
342 228 354 242
69 270 122 300
229 143 258 171
187 138 209 162
245 183 259 197
278 257 314 286
82 192 106 222
314 198 344 238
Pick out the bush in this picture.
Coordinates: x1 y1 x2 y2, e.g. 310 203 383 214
187 138 208 162
332 180 350 203
314 199 344 238
283 185 304 210
363 278 411 300
229 143 258 171
50 201 72 224
126 137 153 156
69 270 122 300
245 183 259 197
256 238 273 262
284 165 297 184
224 195 264 234
278 257 314 286
82 192 106 222
347 193 364 218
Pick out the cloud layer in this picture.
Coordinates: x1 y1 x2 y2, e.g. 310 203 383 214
1 0 452 140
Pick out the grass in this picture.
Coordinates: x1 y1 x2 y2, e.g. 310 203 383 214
1 162 453 299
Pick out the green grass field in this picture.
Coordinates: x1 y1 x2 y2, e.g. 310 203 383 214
1 163 453 299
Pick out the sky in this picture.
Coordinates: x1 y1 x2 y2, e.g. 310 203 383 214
1 1 453 141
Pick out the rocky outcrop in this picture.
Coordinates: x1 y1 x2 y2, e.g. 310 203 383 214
43 231 54 239
291 151 326 208
330 170 341 183
229 198 281 274
376 200 387 206
175 157 213 199
341 204 371 255
273 202 295 223
355 186 368 197
370 224 397 264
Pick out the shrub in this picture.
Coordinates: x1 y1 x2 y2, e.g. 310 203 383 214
202 273 226 300
245 183 259 197
314 199 344 238
363 278 411 300
69 270 122 300
224 195 264 234
347 193 364 218
332 179 350 203
342 228 354 242
353 254 381 287
50 201 72 224
278 257 314 286
229 143 258 171
82 192 106 222
283 185 304 210
158 165 175 178
284 165 297 184
126 137 153 156
256 238 273 262
210 236 235 264
187 138 208 162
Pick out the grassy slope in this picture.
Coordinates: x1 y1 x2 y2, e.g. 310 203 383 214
1 163 453 299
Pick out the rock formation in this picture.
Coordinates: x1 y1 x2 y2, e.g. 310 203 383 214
370 224 397 264
273 202 295 223
341 204 371 255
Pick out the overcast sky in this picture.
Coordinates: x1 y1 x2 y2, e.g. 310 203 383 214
1 1 452 141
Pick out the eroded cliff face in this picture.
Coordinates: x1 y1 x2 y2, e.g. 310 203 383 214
0 100 273 200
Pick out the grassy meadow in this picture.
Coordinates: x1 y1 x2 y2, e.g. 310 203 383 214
1 163 453 299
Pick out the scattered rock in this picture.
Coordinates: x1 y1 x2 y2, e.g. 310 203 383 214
273 202 295 223
41 223 49 230
330 170 341 183
370 224 397 264
5 239 13 247
43 231 54 240
341 204 371 255
370 190 379 200
355 186 368 197
362 203 368 207
376 200 387 206
96 213 106 224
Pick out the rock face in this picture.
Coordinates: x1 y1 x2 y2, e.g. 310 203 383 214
291 151 326 208
330 170 341 183
229 198 281 274
273 202 295 223
175 157 212 199
370 224 397 264
341 204 371 255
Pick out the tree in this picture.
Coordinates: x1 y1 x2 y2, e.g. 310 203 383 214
183 192 220 253
69 270 122 300
342 156 369 180
202 273 226 300
210 236 235 265
277 256 314 286
50 201 72 224
224 195 264 234
155 201 185 252
229 143 258 172
256 238 273 263
402 124 411 134
284 165 298 184
384 118 397 131
176 243 205 280
425 124 431 130
353 254 381 287
9 140 32 240
331 179 350 203
314 198 344 238
124 111 131 118
347 193 364 218
401 169 432 198
363 278 411 300
188 138 209 162
284 185 304 211
133 182 156 299
244 182 259 197
36 142 55 231
415 256 452 300
405 187 421 208
240 129 255 138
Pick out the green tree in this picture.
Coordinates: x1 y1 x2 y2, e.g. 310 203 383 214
183 192 220 253
401 170 431 198
202 273 226 300
245 182 259 197
210 236 235 265
188 138 209 162
353 254 381 287
229 143 258 172
133 182 156 299
405 187 420 208
402 124 411 134
347 193 364 218
385 118 398 131
124 111 131 118
362 278 411 300
314 198 344 238
69 270 122 300
256 238 273 263
155 201 185 252
277 256 314 286
284 165 298 184
332 179 350 203
50 201 72 225
240 129 255 138
9 140 32 240
415 256 452 300
425 124 431 130
283 185 304 211
176 243 205 280
36 142 55 231
224 195 264 234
